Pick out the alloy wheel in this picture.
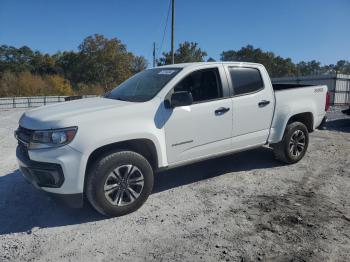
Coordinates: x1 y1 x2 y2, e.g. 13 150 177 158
289 129 306 157
103 164 144 206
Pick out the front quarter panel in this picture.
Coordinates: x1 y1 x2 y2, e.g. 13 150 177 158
67 98 167 191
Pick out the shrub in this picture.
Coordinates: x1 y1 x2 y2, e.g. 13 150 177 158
0 71 74 97
44 74 73 96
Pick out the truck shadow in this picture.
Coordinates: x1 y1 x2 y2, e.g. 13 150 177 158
0 170 104 235
0 147 281 235
153 147 281 193
326 118 350 133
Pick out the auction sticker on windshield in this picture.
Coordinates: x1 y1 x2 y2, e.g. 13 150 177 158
158 70 176 75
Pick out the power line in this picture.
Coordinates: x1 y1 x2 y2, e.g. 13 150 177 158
158 0 172 59
171 0 175 64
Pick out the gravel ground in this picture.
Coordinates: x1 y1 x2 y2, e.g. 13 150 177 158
0 106 349 262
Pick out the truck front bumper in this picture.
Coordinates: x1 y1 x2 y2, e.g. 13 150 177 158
16 143 84 208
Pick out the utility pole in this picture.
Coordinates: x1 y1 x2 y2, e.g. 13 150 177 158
171 0 175 64
153 42 156 67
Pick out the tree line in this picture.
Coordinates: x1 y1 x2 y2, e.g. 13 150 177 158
160 43 350 77
0 34 147 97
1 35 349 97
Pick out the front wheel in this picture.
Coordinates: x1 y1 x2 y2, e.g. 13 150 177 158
272 122 309 164
86 150 154 217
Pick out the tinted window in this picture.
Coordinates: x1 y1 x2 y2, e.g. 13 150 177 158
229 67 264 96
174 68 222 103
105 68 181 102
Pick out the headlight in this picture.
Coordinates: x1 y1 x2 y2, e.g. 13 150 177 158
29 127 78 149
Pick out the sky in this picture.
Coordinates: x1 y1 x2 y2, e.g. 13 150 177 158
1 0 349 66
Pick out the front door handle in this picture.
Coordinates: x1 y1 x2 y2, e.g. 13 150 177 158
258 100 270 107
215 107 230 115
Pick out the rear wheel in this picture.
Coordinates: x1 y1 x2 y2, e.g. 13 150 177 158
86 150 154 217
273 122 309 164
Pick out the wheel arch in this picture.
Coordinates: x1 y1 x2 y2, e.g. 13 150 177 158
85 138 159 177
269 110 314 144
286 112 314 132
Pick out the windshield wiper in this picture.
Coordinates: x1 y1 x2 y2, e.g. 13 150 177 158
104 94 127 101
115 97 128 101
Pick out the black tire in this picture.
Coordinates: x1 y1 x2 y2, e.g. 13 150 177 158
272 121 309 164
86 150 154 217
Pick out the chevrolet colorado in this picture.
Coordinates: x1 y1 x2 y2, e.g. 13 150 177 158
15 62 329 216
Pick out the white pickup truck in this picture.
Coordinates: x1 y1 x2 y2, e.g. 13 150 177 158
15 62 329 216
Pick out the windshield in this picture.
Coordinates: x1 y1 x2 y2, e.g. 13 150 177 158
105 68 182 102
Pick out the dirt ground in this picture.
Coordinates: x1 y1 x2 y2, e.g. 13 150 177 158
0 107 349 262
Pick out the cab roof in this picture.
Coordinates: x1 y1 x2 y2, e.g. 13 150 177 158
155 61 264 69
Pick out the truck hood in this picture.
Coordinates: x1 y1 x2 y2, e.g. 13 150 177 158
19 97 134 130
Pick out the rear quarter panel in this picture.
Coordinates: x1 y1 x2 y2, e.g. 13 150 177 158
268 85 327 144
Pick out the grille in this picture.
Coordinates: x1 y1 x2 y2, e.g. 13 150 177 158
16 126 34 144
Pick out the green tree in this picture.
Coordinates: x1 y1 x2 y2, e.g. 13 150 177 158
158 41 207 65
131 56 148 73
31 52 58 75
334 60 350 74
296 60 322 76
78 34 135 91
221 45 297 77
0 45 34 73
0 45 59 76
55 51 83 89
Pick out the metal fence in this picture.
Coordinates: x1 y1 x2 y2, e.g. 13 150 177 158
0 95 96 109
334 74 350 105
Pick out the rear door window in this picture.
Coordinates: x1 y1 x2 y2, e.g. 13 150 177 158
229 67 264 96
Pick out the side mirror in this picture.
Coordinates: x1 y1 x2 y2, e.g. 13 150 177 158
169 91 193 108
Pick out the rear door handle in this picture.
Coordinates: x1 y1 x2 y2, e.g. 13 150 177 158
258 100 270 107
215 107 230 115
